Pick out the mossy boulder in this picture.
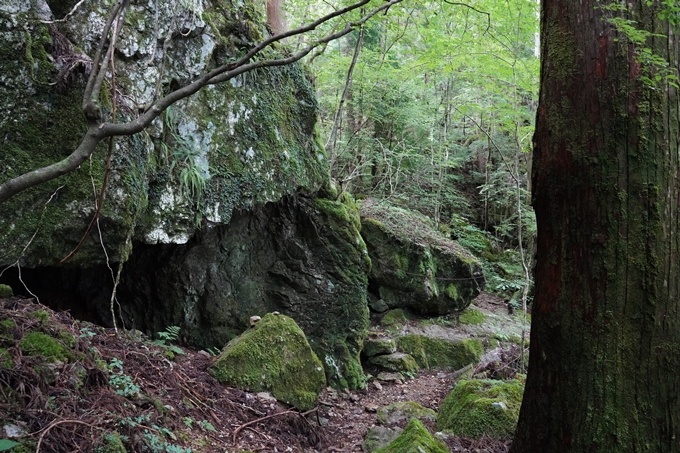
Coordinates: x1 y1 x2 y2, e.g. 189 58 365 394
374 418 449 453
0 285 12 298
360 199 484 315
436 379 524 439
0 0 328 268
209 313 326 411
380 309 409 327
362 426 403 453
120 192 370 389
376 401 436 426
363 338 396 357
369 353 418 374
397 334 483 370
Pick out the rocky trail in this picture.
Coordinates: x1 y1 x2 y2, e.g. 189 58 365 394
0 293 526 453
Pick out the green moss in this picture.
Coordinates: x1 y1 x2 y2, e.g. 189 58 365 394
381 309 408 327
445 283 459 300
459 307 485 325
370 353 418 374
0 284 13 298
29 310 49 325
436 379 524 439
397 335 483 370
95 431 127 453
376 401 437 425
209 313 326 410
0 348 13 369
19 332 73 362
374 418 448 453
57 329 77 348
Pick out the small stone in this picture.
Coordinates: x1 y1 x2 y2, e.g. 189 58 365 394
197 350 212 358
492 401 508 410
249 315 261 326
373 381 383 391
3 423 27 438
365 403 379 412
273 311 280 315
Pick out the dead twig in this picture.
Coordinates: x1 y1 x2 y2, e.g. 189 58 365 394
232 409 298 443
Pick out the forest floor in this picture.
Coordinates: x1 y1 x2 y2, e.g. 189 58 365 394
0 294 523 453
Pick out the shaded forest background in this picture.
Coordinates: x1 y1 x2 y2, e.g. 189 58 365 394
286 0 539 302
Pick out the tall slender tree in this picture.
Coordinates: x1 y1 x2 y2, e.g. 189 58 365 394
511 0 680 451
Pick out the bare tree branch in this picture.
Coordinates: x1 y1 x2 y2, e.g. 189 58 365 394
0 0 404 204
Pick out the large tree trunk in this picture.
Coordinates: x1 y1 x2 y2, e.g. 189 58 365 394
511 1 680 451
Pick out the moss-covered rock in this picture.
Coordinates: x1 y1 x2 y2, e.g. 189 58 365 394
363 338 396 357
362 426 403 453
374 418 449 453
397 334 483 370
360 199 485 315
19 331 73 362
0 1 370 390
436 379 524 439
0 0 328 268
369 353 418 374
209 313 326 410
0 285 12 298
380 309 408 327
376 401 436 426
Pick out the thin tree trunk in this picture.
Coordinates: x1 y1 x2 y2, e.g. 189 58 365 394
511 0 680 451
326 27 364 154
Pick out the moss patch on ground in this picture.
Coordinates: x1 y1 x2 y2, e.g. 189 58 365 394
397 334 483 370
19 331 73 362
374 418 448 453
436 379 524 438
209 313 326 410
459 307 485 325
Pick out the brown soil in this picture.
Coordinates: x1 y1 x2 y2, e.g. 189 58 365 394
0 296 517 453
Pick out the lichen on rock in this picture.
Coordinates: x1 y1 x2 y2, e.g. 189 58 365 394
209 313 326 411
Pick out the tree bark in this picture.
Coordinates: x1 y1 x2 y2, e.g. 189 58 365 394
511 1 680 451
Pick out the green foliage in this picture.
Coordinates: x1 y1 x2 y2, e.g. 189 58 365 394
598 1 680 88
108 358 141 398
0 440 20 451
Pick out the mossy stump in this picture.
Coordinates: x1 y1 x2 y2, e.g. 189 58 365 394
209 313 326 410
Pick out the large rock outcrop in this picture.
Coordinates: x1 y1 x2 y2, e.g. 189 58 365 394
0 1 370 387
0 0 327 267
360 199 485 315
